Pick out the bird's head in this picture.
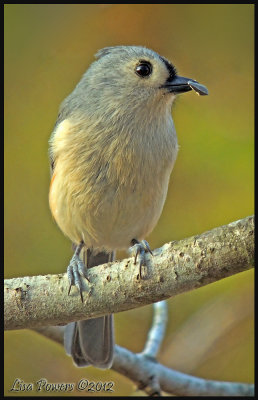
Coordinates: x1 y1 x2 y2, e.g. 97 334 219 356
71 46 208 124
87 46 207 104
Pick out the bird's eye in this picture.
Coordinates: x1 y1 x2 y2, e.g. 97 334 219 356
135 61 152 78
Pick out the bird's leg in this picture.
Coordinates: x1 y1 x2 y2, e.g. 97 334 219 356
67 241 90 302
130 239 153 279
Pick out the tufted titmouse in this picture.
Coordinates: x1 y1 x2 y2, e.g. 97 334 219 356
48 45 208 368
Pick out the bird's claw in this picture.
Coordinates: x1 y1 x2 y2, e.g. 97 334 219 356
130 239 153 279
67 253 90 302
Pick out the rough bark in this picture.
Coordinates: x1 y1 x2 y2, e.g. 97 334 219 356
4 216 254 330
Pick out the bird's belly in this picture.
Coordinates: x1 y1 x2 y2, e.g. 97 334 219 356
84 167 172 250
50 161 174 251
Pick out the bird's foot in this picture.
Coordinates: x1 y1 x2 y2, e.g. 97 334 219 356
67 241 89 302
130 239 153 279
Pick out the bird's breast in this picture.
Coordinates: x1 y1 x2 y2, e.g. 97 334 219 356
49 118 178 249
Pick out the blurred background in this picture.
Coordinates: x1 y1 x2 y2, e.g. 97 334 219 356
4 4 254 396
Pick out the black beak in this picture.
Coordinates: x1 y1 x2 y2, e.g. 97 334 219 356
163 75 208 96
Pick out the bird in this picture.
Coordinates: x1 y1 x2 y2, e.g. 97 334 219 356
48 45 208 368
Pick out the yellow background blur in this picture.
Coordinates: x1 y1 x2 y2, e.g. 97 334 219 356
4 4 254 396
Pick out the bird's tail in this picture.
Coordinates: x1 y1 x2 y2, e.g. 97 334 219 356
64 249 114 368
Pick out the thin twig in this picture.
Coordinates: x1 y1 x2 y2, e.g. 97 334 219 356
32 326 254 397
141 300 168 358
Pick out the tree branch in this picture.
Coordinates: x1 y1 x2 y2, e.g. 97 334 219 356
5 216 254 330
33 326 254 396
141 300 168 359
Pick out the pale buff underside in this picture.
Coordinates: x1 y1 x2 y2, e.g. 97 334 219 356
49 117 178 251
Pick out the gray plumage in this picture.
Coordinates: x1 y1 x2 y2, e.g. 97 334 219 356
49 45 208 368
